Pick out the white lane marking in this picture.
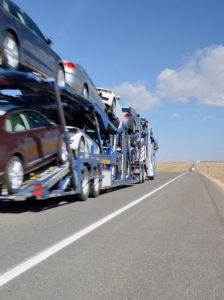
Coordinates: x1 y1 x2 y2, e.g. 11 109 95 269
0 172 187 287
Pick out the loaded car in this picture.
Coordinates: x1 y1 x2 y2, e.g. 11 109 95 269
96 88 125 125
67 125 100 156
0 0 65 86
0 105 68 194
63 61 107 114
121 106 141 134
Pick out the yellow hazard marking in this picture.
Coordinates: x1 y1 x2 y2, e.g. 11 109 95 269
101 160 110 164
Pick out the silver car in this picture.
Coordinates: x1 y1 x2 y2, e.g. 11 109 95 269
121 106 141 134
63 61 107 114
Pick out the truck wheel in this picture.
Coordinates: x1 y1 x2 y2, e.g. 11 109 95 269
90 168 100 198
5 156 24 195
142 167 146 183
139 166 142 184
77 168 90 201
2 33 19 70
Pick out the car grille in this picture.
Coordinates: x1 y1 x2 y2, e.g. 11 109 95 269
101 97 109 101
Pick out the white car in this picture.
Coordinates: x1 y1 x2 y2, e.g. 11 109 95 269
66 126 100 155
96 88 125 126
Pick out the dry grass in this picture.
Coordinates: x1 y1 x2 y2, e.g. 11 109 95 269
196 163 224 183
156 163 192 173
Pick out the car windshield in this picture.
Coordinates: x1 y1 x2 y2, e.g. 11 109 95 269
122 108 129 113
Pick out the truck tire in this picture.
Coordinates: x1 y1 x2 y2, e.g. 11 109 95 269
142 167 146 183
139 166 142 184
89 168 100 198
77 168 90 201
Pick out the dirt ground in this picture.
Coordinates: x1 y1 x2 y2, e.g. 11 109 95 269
156 163 191 173
196 163 224 183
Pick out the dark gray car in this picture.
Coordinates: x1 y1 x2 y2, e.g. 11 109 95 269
0 0 65 86
121 106 141 133
63 61 107 114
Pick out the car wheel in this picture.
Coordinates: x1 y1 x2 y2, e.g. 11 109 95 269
58 138 68 165
82 85 88 98
132 123 136 134
76 167 90 201
89 167 100 198
74 138 85 158
5 156 24 195
111 100 116 114
2 33 19 70
56 66 65 87
142 167 146 183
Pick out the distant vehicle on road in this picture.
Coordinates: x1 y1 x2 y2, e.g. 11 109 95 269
121 106 141 134
0 105 67 194
0 0 65 86
63 61 107 114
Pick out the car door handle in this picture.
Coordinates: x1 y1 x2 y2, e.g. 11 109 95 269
15 22 23 28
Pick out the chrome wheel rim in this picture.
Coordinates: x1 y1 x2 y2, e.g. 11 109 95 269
83 87 88 98
57 69 65 86
82 178 89 194
61 141 68 162
3 37 19 69
93 175 100 192
8 160 23 190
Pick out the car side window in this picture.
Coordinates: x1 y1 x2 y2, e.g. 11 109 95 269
25 15 46 42
8 112 30 132
2 0 10 12
8 2 27 26
26 111 49 129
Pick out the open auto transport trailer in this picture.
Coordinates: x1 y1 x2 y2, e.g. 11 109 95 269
0 70 157 201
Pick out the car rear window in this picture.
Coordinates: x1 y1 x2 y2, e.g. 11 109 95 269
122 108 129 113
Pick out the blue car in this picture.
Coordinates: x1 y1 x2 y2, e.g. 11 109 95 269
0 0 65 86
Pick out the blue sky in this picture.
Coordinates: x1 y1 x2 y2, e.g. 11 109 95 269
10 0 224 161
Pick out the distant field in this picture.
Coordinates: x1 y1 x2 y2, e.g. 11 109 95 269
196 163 224 183
156 163 191 173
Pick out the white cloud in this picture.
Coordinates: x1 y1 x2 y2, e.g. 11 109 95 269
155 45 224 107
171 113 181 119
113 81 160 111
203 116 212 121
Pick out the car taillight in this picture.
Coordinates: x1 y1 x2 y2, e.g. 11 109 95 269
124 114 130 118
0 81 9 85
63 62 76 70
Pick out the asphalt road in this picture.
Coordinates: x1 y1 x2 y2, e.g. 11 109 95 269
1 171 224 299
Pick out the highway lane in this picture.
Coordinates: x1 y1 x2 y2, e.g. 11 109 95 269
1 171 224 299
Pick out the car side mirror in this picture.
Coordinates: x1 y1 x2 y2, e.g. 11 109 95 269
137 114 140 117
46 36 53 45
116 96 120 100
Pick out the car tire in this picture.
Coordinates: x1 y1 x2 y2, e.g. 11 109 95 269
58 138 68 165
142 167 146 183
56 66 65 87
77 168 90 201
82 85 88 98
5 156 24 195
132 123 136 134
111 100 116 114
89 167 100 198
2 33 20 70
74 138 85 158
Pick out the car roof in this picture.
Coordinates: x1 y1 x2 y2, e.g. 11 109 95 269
0 103 26 113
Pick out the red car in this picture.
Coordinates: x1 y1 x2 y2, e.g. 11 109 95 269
0 105 67 194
